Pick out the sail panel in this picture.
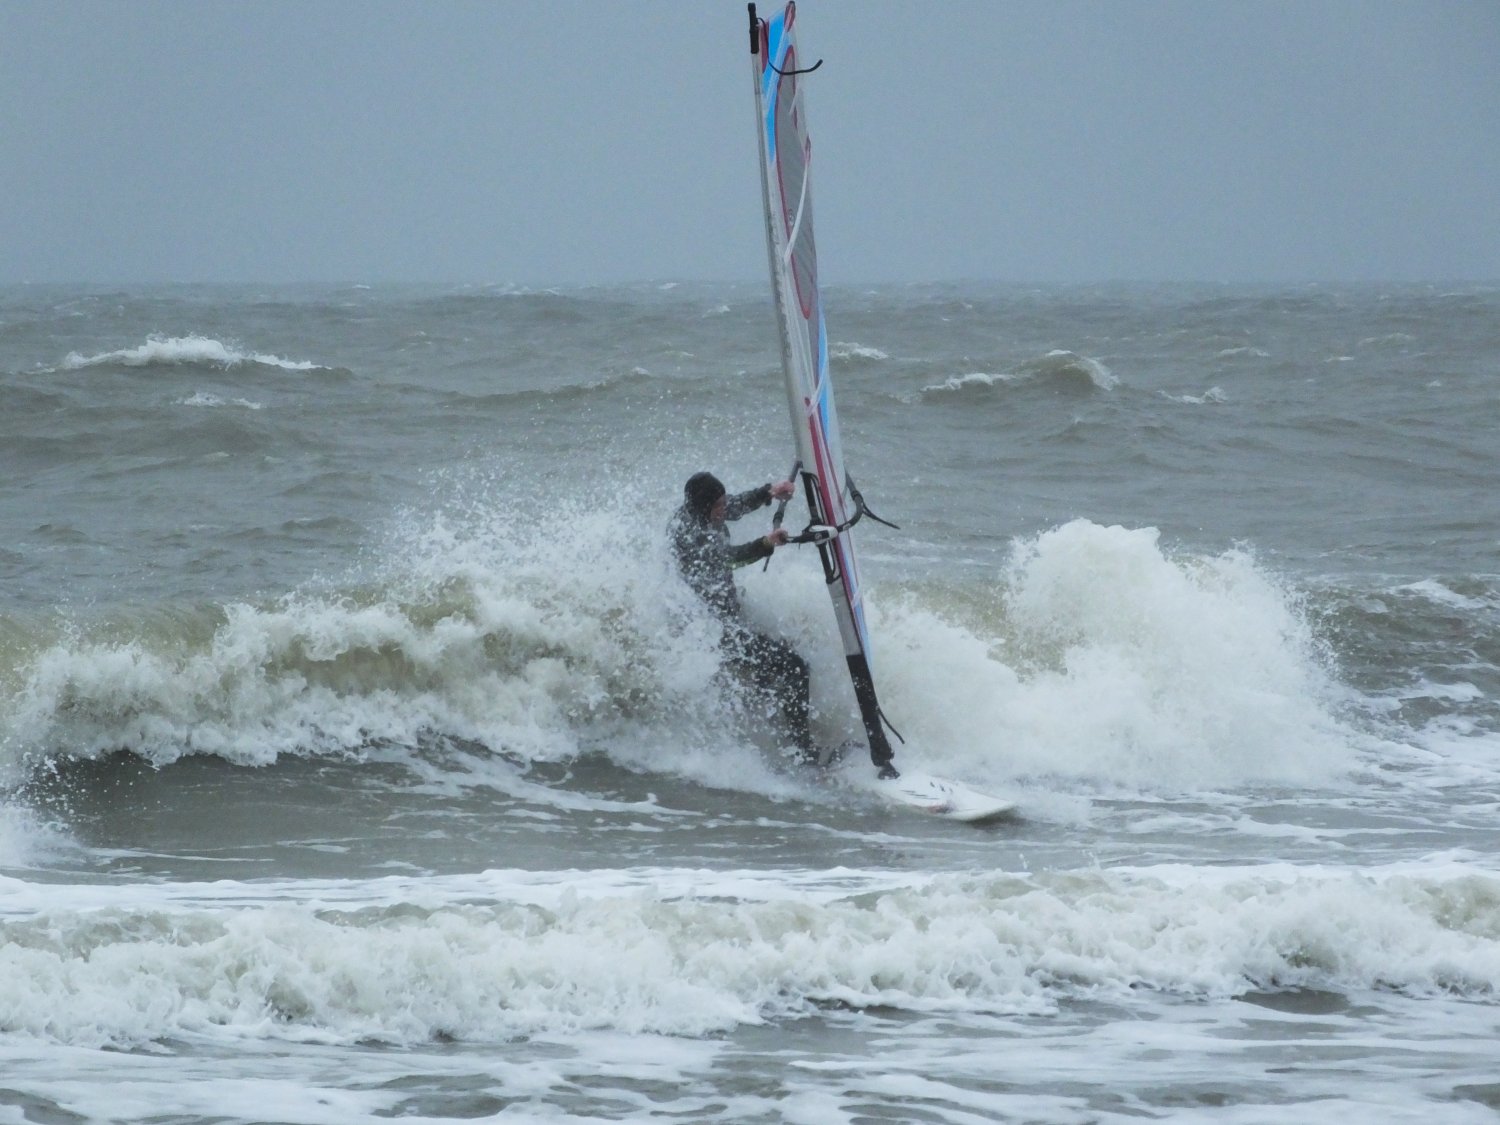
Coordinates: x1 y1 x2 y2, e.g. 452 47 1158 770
751 2 887 755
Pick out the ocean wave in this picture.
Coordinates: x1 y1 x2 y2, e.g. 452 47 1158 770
873 520 1353 790
453 366 687 410
1394 579 1495 613
0 496 735 782
0 586 662 775
60 335 324 373
919 371 1019 395
1357 333 1417 349
1312 574 1500 754
1163 386 1227 405
830 342 889 364
921 351 1116 397
0 863 1494 1047
177 392 265 410
0 511 1359 799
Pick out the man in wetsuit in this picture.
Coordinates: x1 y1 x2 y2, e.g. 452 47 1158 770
668 471 815 762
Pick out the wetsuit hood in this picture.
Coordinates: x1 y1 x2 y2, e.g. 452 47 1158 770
684 472 726 520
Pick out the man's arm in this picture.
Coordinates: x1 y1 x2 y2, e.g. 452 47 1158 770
723 484 774 522
726 535 775 568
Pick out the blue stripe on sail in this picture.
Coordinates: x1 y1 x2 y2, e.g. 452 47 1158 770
765 11 789 75
763 76 777 162
762 11 789 161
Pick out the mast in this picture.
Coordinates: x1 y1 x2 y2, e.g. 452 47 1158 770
748 3 898 776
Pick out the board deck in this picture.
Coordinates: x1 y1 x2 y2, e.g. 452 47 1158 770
842 766 1017 824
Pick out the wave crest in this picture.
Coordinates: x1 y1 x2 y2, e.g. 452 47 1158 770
921 351 1116 397
0 495 733 780
61 335 323 373
0 863 1493 1047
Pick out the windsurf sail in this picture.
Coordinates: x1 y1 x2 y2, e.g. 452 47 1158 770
748 2 898 776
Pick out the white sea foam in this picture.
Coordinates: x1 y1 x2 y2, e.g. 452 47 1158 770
0 509 1357 806
0 863 1494 1048
869 521 1352 790
920 371 1017 394
177 392 265 409
61 335 322 372
0 803 74 869
830 342 888 361
0 491 775 797
1164 386 1227 404
1397 579 1491 612
921 351 1116 395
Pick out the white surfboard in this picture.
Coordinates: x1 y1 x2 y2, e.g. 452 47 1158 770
844 766 1017 825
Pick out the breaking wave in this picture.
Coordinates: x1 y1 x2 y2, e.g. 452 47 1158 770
0 863 1494 1047
921 351 1116 397
60 335 324 372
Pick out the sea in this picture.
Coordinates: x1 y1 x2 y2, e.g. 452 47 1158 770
1 280 1498 1123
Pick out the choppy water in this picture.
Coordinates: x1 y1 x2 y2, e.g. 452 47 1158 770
2 281 1498 1123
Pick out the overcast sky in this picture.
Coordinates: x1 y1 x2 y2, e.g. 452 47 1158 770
3 0 1496 285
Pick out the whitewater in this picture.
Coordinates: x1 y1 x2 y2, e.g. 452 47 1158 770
1 280 1498 1122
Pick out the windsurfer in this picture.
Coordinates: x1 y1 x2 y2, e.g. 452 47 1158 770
668 471 820 763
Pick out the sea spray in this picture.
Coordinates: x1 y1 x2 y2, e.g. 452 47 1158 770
0 489 780 787
862 521 1353 790
1002 521 1349 785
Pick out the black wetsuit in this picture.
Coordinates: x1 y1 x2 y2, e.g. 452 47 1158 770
668 484 813 755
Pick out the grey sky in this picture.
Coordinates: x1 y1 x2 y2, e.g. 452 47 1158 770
3 1 1496 285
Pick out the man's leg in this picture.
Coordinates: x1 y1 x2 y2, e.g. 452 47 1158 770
732 630 814 756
